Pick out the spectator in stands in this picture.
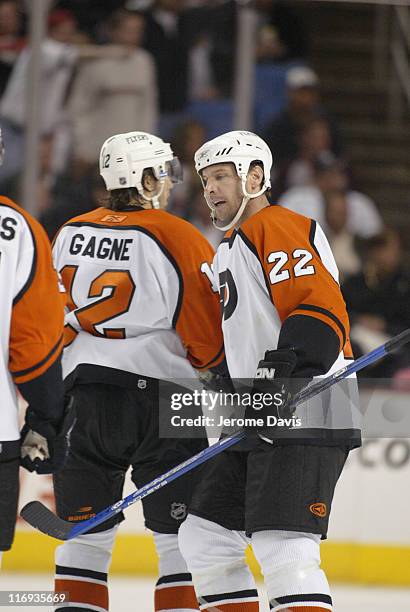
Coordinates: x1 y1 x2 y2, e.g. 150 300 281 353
264 65 343 190
0 8 79 181
47 8 89 45
138 0 201 139
342 228 410 376
323 189 361 282
1 9 79 133
187 27 218 103
54 0 121 42
255 0 308 63
279 150 383 239
276 116 332 193
253 1 310 134
40 164 104 240
0 0 25 96
204 0 236 99
68 8 157 167
204 1 308 98
0 132 56 205
187 1 309 137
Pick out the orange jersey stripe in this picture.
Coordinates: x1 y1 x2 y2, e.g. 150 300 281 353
0 196 65 384
155 584 198 611
55 578 108 610
11 334 64 384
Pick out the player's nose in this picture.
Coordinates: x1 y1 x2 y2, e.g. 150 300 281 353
204 178 216 194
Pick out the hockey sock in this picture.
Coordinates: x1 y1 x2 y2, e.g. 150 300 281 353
198 590 259 611
179 516 260 611
155 572 199 611
55 565 108 611
269 603 332 611
54 526 117 611
154 532 199 611
252 531 332 612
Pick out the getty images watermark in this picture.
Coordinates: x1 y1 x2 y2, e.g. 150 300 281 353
169 389 302 429
158 377 410 440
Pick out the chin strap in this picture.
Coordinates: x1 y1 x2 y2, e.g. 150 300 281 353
137 179 166 209
209 176 267 231
211 194 249 231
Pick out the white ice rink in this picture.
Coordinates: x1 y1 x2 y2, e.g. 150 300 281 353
0 574 410 611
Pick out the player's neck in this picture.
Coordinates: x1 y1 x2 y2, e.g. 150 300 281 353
236 195 270 227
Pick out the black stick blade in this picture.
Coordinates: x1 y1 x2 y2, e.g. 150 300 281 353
20 501 73 540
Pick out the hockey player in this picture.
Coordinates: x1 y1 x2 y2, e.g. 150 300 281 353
178 131 361 611
0 128 71 567
52 131 225 611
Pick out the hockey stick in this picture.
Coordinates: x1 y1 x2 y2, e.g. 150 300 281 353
20 328 410 540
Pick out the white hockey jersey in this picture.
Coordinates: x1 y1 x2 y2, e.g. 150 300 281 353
213 204 360 444
52 207 224 386
0 196 65 441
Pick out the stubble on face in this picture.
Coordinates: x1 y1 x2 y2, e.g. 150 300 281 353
201 164 243 228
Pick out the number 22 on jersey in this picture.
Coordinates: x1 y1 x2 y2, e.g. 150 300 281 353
268 249 315 284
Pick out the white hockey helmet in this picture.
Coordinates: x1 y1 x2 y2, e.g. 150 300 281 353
99 131 182 208
195 130 272 190
194 130 273 230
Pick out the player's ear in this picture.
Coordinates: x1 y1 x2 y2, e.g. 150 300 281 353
142 170 156 194
247 164 264 193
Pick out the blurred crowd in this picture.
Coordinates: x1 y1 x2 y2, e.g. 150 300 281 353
0 0 408 380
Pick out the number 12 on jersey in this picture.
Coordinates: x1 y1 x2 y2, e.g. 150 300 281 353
60 265 136 345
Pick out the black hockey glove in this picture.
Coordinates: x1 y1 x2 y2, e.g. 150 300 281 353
20 396 76 474
245 349 309 443
197 358 236 395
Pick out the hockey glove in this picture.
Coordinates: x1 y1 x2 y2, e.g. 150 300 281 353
245 348 308 443
197 358 236 394
20 396 76 474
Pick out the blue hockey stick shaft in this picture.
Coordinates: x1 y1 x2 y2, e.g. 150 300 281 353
66 328 410 539
290 327 410 408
